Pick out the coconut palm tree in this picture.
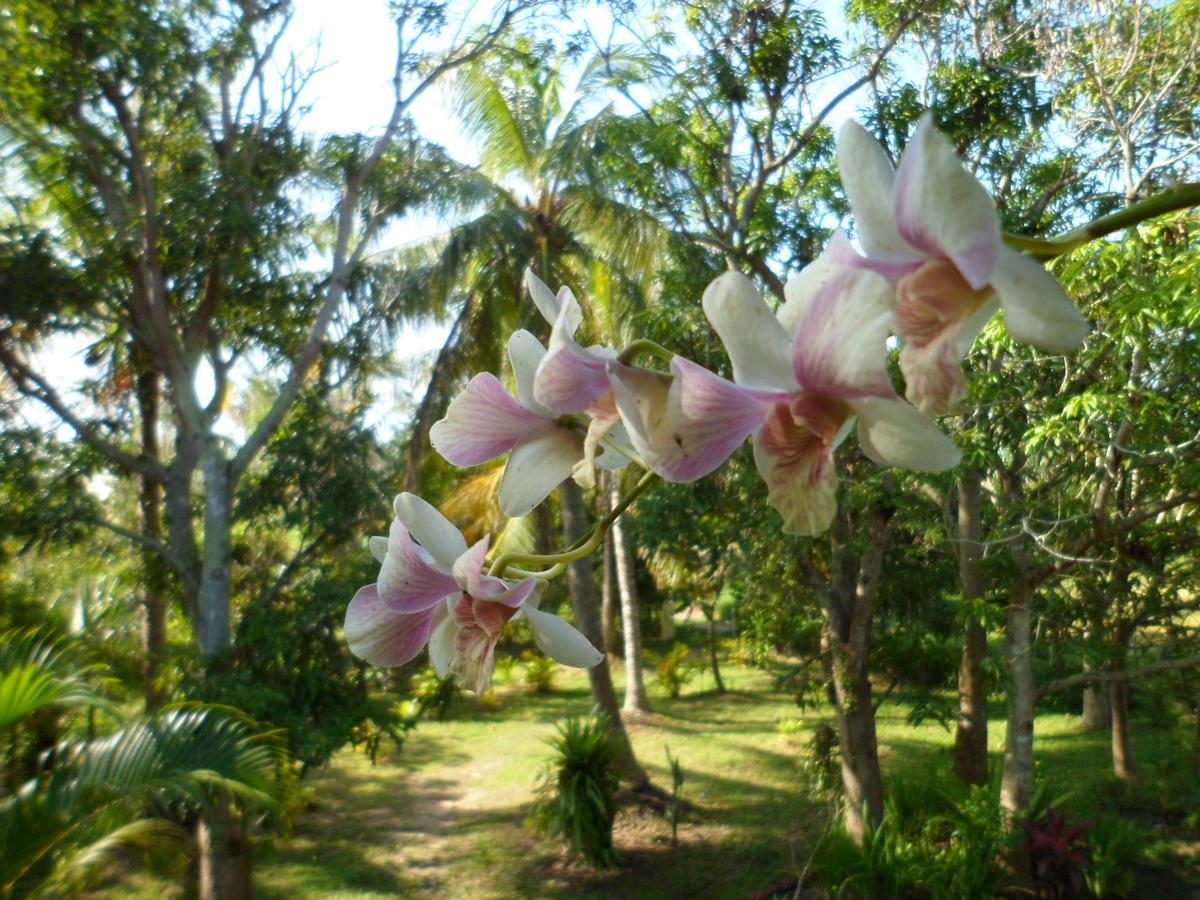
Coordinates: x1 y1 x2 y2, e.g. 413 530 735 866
399 41 663 488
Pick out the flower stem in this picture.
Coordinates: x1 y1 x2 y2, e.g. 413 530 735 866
1003 182 1200 260
617 338 676 366
487 471 658 578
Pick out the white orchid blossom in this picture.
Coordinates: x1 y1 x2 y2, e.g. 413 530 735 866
609 270 961 535
344 493 603 693
838 114 1089 414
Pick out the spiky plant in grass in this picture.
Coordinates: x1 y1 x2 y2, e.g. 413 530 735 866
530 713 621 869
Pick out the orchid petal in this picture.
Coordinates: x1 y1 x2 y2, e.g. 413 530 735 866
430 373 556 467
368 536 388 565
752 403 839 536
990 246 1089 352
837 121 917 261
344 584 439 667
450 597 517 694
533 314 613 414
428 599 457 677
893 259 999 415
508 329 550 414
524 604 604 668
572 392 622 490
893 115 1000 289
852 396 961 472
393 492 468 569
525 273 580 336
791 267 896 399
498 428 583 518
608 359 782 482
701 271 795 391
452 537 538 607
377 517 461 612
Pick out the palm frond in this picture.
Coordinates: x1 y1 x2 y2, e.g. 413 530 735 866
0 629 111 729
0 703 286 897
457 64 536 182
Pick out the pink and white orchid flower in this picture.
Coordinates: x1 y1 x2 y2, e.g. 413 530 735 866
837 115 1089 414
344 493 603 694
523 269 616 415
609 270 961 535
429 273 630 515
429 328 583 518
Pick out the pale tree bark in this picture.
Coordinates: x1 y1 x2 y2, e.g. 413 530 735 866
197 800 253 900
558 480 650 790
610 477 651 713
136 364 168 711
659 599 676 640
953 470 990 786
601 534 619 654
599 479 619 654
801 505 893 845
1000 556 1037 825
1081 672 1112 731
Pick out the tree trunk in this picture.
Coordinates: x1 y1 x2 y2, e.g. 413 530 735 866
659 600 676 641
1000 573 1036 823
829 637 883 844
601 521 619 655
197 800 254 900
953 470 989 786
704 605 726 693
1111 678 1136 781
1111 623 1137 780
813 506 891 846
196 446 234 661
137 366 168 711
1081 679 1112 732
558 480 650 789
611 478 650 713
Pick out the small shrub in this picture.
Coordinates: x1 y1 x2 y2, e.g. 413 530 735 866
665 745 685 847
802 723 840 795
413 668 459 720
776 717 806 736
1025 807 1093 896
1086 814 1140 897
655 642 694 698
521 649 557 693
529 714 622 869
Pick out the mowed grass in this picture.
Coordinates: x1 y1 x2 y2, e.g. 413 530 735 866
90 654 1200 898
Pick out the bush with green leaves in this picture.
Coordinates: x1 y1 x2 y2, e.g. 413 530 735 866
654 642 695 699
521 650 557 693
529 714 622 869
0 629 287 897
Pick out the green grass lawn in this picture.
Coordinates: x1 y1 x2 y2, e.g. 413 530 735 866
92 656 1200 899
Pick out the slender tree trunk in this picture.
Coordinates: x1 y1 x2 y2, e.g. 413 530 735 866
197 446 234 660
1000 572 1036 822
829 636 883 844
601 508 619 655
1081 600 1111 730
659 599 676 641
812 506 891 845
558 480 649 789
197 800 254 900
704 604 726 693
611 478 650 713
137 366 168 711
1081 678 1112 732
953 471 989 786
1111 623 1137 780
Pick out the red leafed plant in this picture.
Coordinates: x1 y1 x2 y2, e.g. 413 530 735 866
1024 806 1094 895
